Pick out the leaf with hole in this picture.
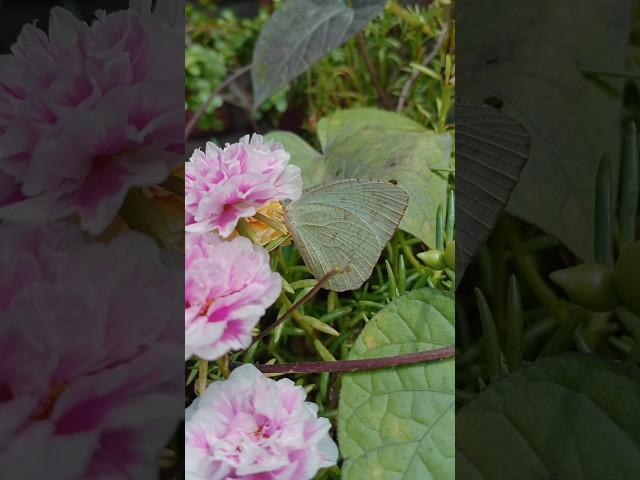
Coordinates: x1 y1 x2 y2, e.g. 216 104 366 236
285 179 408 292
456 353 640 479
457 0 633 260
267 108 450 247
338 288 455 479
251 0 388 109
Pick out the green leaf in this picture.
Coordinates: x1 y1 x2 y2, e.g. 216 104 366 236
338 288 455 479
251 0 387 108
267 108 450 246
457 0 633 260
265 131 324 187
456 353 640 479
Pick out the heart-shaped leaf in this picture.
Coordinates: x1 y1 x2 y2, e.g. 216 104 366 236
338 288 455 479
266 108 450 247
252 0 388 108
457 0 633 260
456 353 640 479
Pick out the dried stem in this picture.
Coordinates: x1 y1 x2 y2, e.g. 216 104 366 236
185 64 252 139
397 25 448 112
356 33 392 110
232 347 456 375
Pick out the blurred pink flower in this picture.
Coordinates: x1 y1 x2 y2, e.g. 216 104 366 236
185 232 281 360
185 134 302 237
185 364 338 480
0 222 182 478
0 1 183 233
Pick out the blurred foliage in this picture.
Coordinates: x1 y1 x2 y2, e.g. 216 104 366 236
300 1 452 133
185 0 452 135
185 0 288 131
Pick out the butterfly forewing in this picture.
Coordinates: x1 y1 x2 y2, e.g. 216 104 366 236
285 179 409 291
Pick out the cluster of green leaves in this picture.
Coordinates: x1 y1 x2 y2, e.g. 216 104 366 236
182 1 455 479
266 108 452 247
456 88 640 480
183 110 455 478
452 1 640 476
185 0 288 131
186 1 451 136
456 114 639 474
283 1 452 130
187 229 455 479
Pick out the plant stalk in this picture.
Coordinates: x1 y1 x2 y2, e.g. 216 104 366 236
233 347 455 375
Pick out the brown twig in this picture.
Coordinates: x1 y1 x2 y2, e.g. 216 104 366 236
232 347 456 374
185 64 252 139
396 25 448 113
249 267 348 348
356 33 392 110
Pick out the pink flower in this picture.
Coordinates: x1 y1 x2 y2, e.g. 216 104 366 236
185 364 338 480
0 1 183 233
185 232 281 360
0 222 182 478
185 134 302 237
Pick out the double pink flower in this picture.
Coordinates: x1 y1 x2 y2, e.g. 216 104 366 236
184 136 338 479
0 223 182 478
185 232 281 360
186 364 338 480
0 0 182 233
184 134 302 360
185 134 302 237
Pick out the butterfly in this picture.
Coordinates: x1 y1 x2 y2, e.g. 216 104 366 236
285 178 409 292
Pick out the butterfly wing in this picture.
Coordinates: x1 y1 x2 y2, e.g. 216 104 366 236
285 179 409 291
456 102 531 286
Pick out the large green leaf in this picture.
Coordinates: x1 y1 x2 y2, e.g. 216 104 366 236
267 109 450 247
456 353 640 479
251 0 387 109
338 288 455 479
457 0 633 260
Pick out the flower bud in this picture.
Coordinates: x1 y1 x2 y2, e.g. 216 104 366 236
418 250 446 270
550 263 617 312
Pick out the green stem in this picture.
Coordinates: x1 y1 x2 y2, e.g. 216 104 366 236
197 359 208 396
595 155 614 267
355 33 392 110
399 233 425 272
504 217 569 322
250 268 344 347
580 68 640 79
490 220 507 339
620 121 639 249
217 356 230 379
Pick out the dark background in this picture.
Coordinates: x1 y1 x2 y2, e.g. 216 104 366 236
0 0 130 51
